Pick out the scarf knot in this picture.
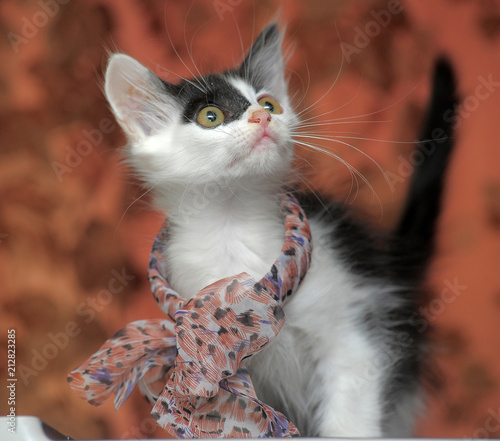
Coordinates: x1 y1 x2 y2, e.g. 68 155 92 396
68 193 311 438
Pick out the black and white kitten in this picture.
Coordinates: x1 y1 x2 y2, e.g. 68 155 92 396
104 24 455 437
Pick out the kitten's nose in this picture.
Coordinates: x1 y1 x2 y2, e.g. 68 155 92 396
248 109 271 126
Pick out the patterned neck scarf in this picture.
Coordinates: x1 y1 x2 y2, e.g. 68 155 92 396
68 193 312 438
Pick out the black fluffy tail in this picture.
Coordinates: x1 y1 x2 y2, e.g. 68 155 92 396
395 59 458 261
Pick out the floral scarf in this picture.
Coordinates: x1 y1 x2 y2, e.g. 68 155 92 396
68 193 312 437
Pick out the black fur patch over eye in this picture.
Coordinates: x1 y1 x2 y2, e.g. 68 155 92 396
161 75 251 125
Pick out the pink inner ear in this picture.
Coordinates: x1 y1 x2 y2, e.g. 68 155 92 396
118 92 143 136
123 87 146 114
117 84 158 137
105 53 167 138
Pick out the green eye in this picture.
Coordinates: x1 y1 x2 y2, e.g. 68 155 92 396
257 95 282 114
196 106 225 128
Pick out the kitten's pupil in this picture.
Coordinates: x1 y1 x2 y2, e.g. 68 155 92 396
207 111 217 122
263 101 274 112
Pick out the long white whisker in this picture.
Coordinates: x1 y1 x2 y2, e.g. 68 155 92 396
242 7 258 84
295 133 424 145
296 130 364 137
295 25 345 119
293 138 381 208
290 53 312 113
296 140 361 207
115 181 159 233
297 142 383 217
294 133 388 186
296 63 365 123
296 119 392 129
307 81 425 128
184 2 212 91
230 7 245 68
162 1 206 93
293 172 334 214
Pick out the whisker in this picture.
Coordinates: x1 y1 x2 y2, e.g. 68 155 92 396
309 80 425 128
115 181 158 233
295 26 346 120
293 171 333 214
296 63 365 124
242 7 258 85
294 134 388 186
295 129 363 136
152 61 205 93
184 2 213 90
161 1 207 93
298 138 387 219
302 133 448 145
295 133 421 145
295 140 361 206
293 139 381 211
296 119 392 129
290 54 312 112
230 7 246 69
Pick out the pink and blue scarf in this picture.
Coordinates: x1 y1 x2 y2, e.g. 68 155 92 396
68 193 312 437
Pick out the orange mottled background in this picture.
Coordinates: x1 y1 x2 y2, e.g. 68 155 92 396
1 0 500 439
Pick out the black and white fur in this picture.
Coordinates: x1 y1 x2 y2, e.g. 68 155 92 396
104 24 456 437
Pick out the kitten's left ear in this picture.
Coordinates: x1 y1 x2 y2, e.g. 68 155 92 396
240 24 287 99
105 54 177 140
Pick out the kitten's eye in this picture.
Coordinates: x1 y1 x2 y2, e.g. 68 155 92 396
196 106 225 128
257 95 282 114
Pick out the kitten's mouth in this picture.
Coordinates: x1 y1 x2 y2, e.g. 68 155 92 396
229 128 278 168
252 128 276 151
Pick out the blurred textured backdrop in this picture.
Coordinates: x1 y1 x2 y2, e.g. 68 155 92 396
1 0 500 439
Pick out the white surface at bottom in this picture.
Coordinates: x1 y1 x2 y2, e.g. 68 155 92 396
2 415 499 441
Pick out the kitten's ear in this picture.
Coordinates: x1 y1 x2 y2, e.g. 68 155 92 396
104 54 176 140
240 24 287 98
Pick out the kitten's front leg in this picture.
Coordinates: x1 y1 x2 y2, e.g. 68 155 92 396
315 330 385 437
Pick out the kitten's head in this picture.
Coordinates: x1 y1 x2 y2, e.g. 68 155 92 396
105 24 296 198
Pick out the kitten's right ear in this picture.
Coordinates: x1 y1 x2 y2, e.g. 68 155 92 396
240 24 287 99
105 54 176 140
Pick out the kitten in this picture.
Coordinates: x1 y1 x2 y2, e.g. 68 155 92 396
104 24 456 437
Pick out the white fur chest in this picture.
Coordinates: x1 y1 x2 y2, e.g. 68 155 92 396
163 198 285 298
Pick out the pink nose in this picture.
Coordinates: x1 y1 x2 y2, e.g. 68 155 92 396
248 109 271 126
